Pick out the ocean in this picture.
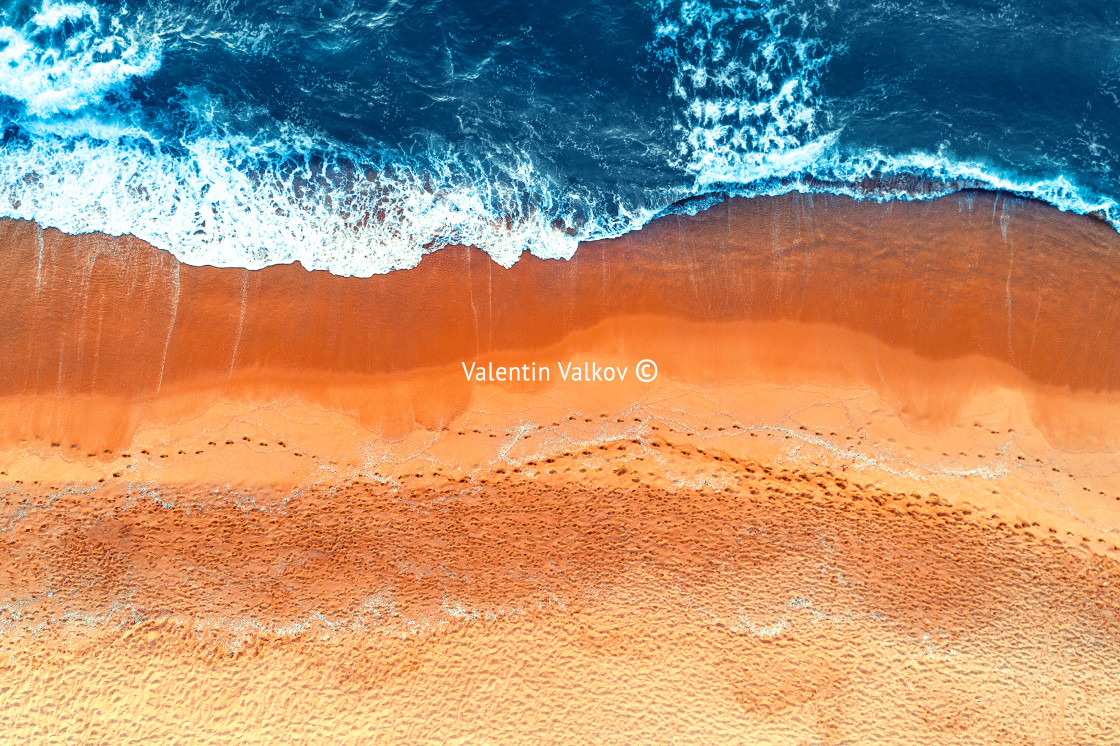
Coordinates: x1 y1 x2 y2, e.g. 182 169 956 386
0 0 1118 275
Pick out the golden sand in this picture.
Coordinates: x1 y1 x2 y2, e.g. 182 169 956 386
1 191 1119 742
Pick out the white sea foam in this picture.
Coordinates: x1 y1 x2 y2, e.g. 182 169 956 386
652 0 838 186
0 131 627 274
0 0 1115 278
0 2 645 275
652 0 1119 223
0 1 161 117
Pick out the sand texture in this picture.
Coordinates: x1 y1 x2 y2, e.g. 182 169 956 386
1 192 1119 743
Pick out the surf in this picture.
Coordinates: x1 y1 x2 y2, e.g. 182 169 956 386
0 0 1117 277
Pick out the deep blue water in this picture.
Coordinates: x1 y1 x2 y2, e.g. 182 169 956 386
0 0 1118 274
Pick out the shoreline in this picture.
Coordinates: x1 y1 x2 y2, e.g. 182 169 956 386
5 190 1120 537
2 188 1120 742
5 189 1120 449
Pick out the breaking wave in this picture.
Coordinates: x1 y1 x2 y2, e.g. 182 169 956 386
0 0 1116 275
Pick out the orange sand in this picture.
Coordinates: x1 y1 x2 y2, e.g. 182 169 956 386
1 191 1119 742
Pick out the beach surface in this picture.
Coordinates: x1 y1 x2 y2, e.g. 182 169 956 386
2 191 1119 743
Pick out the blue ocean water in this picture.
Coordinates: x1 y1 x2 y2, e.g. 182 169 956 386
0 0 1117 275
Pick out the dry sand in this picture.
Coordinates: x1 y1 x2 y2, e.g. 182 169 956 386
1 191 1118 743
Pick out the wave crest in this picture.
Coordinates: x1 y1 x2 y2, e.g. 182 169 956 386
0 0 1116 277
0 1 161 118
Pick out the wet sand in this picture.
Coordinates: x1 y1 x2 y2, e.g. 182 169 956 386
1 191 1119 742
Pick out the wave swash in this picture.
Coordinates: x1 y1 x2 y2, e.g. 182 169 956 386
1 0 1118 276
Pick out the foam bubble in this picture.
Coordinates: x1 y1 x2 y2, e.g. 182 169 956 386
0 1 656 276
0 2 161 118
0 0 1116 278
652 0 1119 227
651 0 838 187
0 129 659 275
703 144 1120 227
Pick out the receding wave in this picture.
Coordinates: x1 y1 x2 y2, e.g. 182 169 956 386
0 0 1117 276
0 133 639 274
